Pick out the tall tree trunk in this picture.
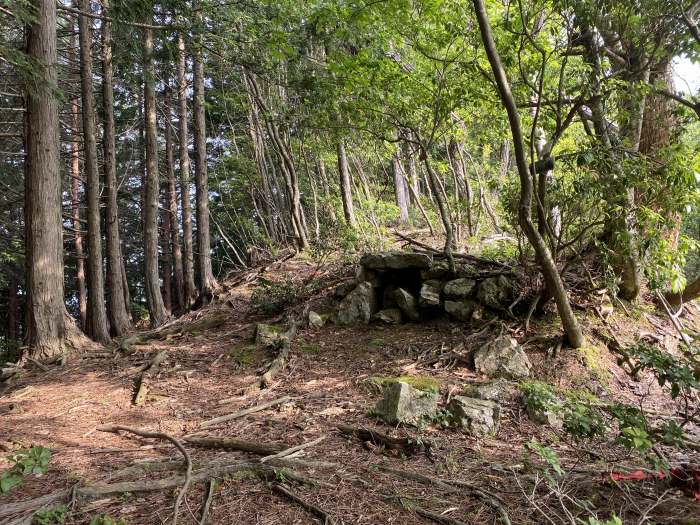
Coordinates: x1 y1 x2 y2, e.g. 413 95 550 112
142 25 168 327
160 190 173 313
70 94 87 330
100 0 131 336
192 27 217 299
164 86 185 312
393 152 410 225
337 140 356 227
77 0 110 344
177 33 197 308
25 0 65 360
7 270 19 346
473 0 583 348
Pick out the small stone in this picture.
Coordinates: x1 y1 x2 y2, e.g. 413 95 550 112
373 308 403 324
361 251 433 270
334 281 358 299
444 300 477 322
308 311 324 329
394 288 420 321
419 280 442 308
473 336 531 379
255 324 288 347
444 278 477 299
447 396 500 437
374 381 438 426
526 404 563 429
337 282 378 325
476 276 513 309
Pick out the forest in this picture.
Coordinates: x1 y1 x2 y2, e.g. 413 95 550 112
1 0 700 524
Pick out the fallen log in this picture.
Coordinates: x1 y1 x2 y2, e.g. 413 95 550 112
337 424 432 457
184 436 286 455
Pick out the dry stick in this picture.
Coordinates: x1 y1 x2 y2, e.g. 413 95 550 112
271 483 335 524
198 479 216 525
97 425 192 525
210 394 291 419
260 436 326 464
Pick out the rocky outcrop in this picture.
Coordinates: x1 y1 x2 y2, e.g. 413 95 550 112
474 336 531 379
443 278 476 299
361 251 433 270
447 396 500 437
337 282 377 325
374 381 438 425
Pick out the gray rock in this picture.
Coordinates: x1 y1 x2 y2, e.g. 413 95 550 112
374 381 438 425
444 278 477 299
476 276 513 309
255 324 288 347
444 300 477 322
467 379 514 402
526 404 563 429
394 288 420 321
361 251 433 270
337 282 377 325
473 336 531 379
334 280 358 299
356 266 382 288
373 308 403 324
308 311 324 329
419 280 442 308
447 396 500 437
421 260 450 280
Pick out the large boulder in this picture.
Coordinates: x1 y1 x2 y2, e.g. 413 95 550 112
373 308 403 324
374 381 438 426
419 280 442 308
394 288 420 321
447 396 500 437
444 278 477 299
473 336 531 379
444 300 477 322
476 276 513 309
361 251 433 270
337 282 377 325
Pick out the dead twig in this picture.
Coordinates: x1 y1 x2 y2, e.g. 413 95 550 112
198 479 216 525
260 436 326 463
203 395 291 425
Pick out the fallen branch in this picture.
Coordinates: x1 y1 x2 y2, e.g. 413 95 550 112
205 395 291 424
271 483 335 524
198 479 216 525
184 435 286 455
337 424 432 457
97 425 192 525
260 436 326 464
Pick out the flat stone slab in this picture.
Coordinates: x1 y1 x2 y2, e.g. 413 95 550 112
361 251 433 270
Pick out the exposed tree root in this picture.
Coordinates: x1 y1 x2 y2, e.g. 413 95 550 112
271 483 335 524
184 435 286 455
97 425 192 525
204 395 291 424
337 424 432 457
198 479 216 525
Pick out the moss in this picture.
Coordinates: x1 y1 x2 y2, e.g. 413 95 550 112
368 375 441 393
300 344 321 354
229 346 256 366
368 337 385 348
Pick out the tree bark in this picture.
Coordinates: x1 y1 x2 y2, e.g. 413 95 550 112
337 140 356 228
164 86 185 312
142 25 169 327
77 0 110 344
25 0 66 360
101 0 131 336
192 24 217 300
393 152 410 225
177 33 197 308
70 93 87 330
473 0 583 348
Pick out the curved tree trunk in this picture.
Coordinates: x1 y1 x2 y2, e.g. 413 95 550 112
473 0 583 348
177 33 197 308
101 0 131 336
192 26 217 300
77 0 110 343
142 25 169 327
25 0 65 360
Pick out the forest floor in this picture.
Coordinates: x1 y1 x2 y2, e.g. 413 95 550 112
1 249 699 524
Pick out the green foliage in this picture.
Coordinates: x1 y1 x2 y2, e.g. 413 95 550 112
32 506 67 525
579 515 623 525
0 446 52 493
250 276 323 315
626 342 700 399
526 439 564 478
